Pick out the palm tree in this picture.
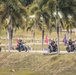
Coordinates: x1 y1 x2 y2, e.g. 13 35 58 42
28 0 50 50
0 0 28 51
65 15 76 39
26 16 36 44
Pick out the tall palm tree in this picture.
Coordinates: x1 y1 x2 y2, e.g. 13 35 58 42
0 0 28 51
28 0 50 50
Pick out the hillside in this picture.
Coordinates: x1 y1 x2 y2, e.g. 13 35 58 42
0 53 76 75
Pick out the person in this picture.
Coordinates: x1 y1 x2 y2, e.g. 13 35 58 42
51 39 57 51
63 34 67 46
17 39 24 49
48 39 57 52
68 38 73 50
68 38 73 46
16 38 19 46
45 35 49 44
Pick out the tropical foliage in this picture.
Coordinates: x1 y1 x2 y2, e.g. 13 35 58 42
0 0 33 51
0 0 76 52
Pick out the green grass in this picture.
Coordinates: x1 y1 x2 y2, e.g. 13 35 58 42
0 68 11 75
0 69 37 75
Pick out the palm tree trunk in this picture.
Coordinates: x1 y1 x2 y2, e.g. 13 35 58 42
0 19 1 50
7 15 13 52
67 32 69 40
8 25 13 52
56 26 60 54
42 17 44 50
56 5 60 54
33 21 36 45
32 29 35 48
70 28 72 39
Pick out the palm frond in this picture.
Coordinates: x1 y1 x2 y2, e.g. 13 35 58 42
1 11 8 23
38 0 49 10
29 4 38 14
35 10 41 25
26 21 34 31
19 0 34 6
47 0 56 13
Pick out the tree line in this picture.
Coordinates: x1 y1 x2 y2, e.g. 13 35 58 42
0 0 76 53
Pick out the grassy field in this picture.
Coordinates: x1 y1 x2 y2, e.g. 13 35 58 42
0 53 76 75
